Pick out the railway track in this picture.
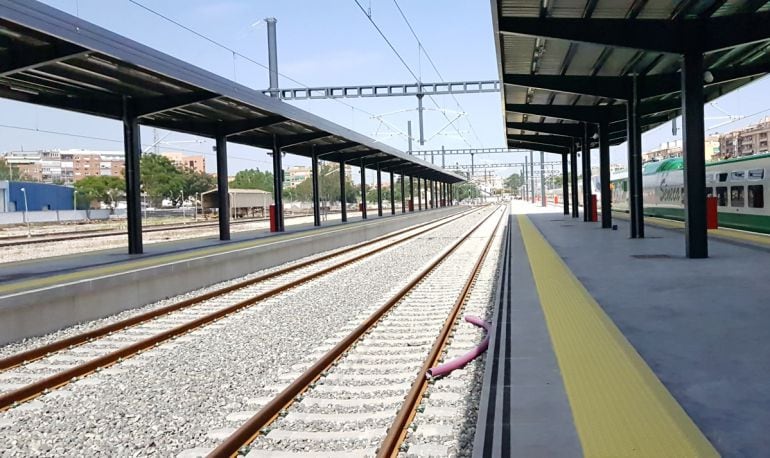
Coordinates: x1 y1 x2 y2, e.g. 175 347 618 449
0 207 479 410
209 205 506 457
0 217 264 247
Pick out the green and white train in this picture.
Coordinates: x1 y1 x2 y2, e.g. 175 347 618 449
610 153 770 233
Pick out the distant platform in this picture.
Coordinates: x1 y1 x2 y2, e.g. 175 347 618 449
0 207 462 345
0 210 397 295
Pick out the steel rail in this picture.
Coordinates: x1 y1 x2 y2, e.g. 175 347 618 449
0 208 473 374
208 206 504 458
0 208 477 410
377 208 506 457
0 218 260 246
0 211 349 247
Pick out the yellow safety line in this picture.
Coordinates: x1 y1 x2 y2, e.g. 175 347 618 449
0 221 366 296
518 215 719 458
612 211 770 247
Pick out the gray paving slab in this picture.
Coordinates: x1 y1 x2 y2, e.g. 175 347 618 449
473 215 581 457
529 210 770 457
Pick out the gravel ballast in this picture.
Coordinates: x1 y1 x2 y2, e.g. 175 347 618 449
0 207 492 457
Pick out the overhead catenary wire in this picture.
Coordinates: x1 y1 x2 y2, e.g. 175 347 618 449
0 123 272 167
391 0 484 147
352 0 473 148
125 0 392 136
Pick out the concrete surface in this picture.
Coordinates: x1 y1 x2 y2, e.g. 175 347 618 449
527 203 770 457
0 207 462 345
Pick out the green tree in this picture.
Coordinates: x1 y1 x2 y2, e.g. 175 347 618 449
455 182 481 201
230 168 273 192
75 175 125 210
141 154 185 207
180 168 216 201
504 173 523 194
0 158 23 181
287 163 357 204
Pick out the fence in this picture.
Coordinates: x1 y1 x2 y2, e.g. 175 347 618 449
0 209 112 225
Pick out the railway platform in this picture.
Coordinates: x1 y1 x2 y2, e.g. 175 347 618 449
0 207 461 345
475 200 768 457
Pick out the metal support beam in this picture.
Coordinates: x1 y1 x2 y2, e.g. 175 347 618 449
507 103 618 124
360 160 367 219
271 79 500 100
311 146 321 227
339 161 347 223
401 174 406 213
417 94 425 145
122 97 143 254
215 135 231 241
498 13 770 54
252 132 330 149
303 142 359 157
682 52 708 258
540 151 546 207
507 121 587 138
508 134 574 148
417 178 422 210
629 75 645 237
470 153 475 183
390 171 395 215
272 134 284 231
562 153 570 215
0 43 87 77
376 163 383 217
133 91 219 118
409 175 414 212
524 156 529 201
599 122 612 229
570 145 579 218
266 17 279 97
431 181 435 208
530 153 535 203
582 123 592 222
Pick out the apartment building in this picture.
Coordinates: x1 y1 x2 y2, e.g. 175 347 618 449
641 136 720 163
717 117 770 159
160 152 205 173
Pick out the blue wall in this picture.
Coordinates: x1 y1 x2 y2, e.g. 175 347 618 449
8 181 74 211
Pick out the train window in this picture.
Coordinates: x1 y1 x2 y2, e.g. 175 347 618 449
718 173 728 182
716 186 728 206
706 187 714 197
748 169 765 180
748 185 764 208
731 171 745 181
731 186 745 207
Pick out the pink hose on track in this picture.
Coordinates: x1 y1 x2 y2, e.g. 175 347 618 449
426 315 490 379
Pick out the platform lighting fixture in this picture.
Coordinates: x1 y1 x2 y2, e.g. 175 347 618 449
73 189 78 211
20 187 30 238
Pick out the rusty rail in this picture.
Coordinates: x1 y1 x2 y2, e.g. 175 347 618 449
0 209 476 410
208 206 504 458
377 208 506 457
0 209 471 373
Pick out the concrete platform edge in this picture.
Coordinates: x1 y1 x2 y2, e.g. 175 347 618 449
0 208 462 345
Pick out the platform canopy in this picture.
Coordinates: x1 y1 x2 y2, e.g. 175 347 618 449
0 0 465 183
492 0 770 153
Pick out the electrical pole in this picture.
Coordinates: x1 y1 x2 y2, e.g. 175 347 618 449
266 17 279 97
407 121 413 154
